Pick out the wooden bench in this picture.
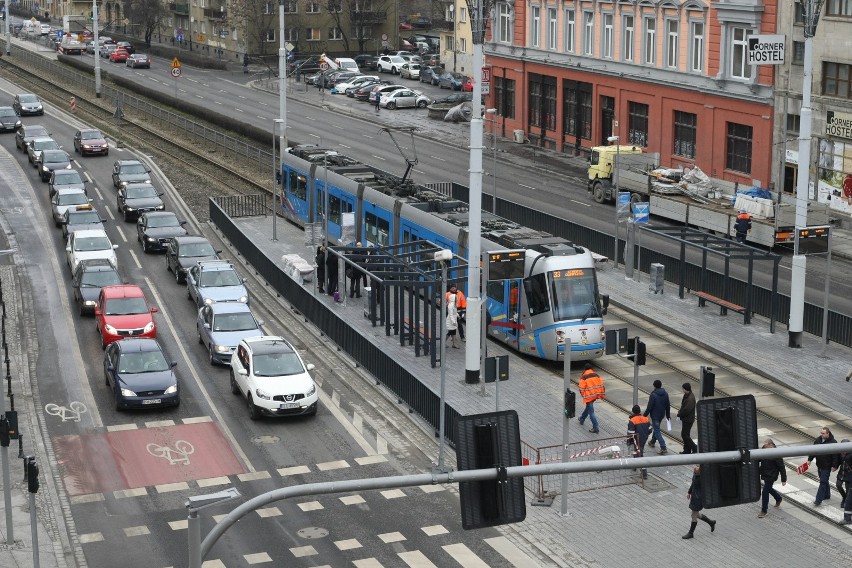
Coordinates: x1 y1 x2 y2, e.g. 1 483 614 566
693 291 746 316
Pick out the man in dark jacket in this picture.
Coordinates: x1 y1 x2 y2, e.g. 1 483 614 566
325 247 339 296
808 426 840 506
677 383 697 454
757 438 787 518
734 209 752 243
839 439 852 525
627 405 651 479
644 379 671 454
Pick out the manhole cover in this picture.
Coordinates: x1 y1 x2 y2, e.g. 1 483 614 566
297 527 329 539
251 435 280 444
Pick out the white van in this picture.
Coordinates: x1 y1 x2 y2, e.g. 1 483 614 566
334 58 359 72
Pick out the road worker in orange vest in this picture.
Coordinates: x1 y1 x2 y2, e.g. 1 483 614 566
627 405 652 479
577 363 605 434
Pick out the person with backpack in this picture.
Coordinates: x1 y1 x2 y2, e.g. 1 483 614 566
757 438 786 518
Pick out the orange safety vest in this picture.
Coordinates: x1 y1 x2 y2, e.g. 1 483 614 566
629 415 650 428
446 290 467 309
578 369 605 404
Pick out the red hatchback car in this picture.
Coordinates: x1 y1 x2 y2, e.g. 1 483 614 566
95 285 158 349
109 47 129 63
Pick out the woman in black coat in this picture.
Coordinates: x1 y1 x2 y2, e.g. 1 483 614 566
683 464 717 539
839 439 852 525
757 438 786 517
325 248 338 296
315 246 326 293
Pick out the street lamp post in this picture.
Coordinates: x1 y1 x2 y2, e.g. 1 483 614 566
607 135 620 267
93 0 101 97
272 119 284 241
434 249 453 472
187 488 241 568
486 108 497 214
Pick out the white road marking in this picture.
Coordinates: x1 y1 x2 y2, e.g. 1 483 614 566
371 155 386 161
317 387 378 455
518 183 536 190
235 108 244 113
128 249 141 268
413 169 424 174
443 544 489 568
332 125 344 129
186 78 199 83
362 134 374 139
195 95 204 99
103 206 115 221
398 550 438 568
308 133 320 139
144 277 257 472
214 101 223 105
305 116 316 121
83 171 94 183
570 199 591 207
258 101 269 106
485 536 541 567
256 116 266 120
238 95 246 99
93 187 104 201
430 156 445 162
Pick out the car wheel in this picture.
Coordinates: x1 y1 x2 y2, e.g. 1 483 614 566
247 394 260 420
166 259 172 273
175 269 184 284
114 396 122 412
417 100 427 108
198 328 203 345
208 346 217 366
387 102 396 110
142 240 149 253
230 371 240 395
187 287 192 301
104 372 109 386
104 150 108 156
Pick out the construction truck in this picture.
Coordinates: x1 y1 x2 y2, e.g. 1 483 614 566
587 145 830 248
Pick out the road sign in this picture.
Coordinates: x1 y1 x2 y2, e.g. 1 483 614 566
319 62 329 71
617 191 631 222
482 68 491 83
633 202 649 224
482 83 490 95
171 57 181 69
171 67 182 78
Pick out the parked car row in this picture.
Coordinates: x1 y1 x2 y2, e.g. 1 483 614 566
317 72 433 109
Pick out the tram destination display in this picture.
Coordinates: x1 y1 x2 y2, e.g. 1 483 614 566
487 250 525 281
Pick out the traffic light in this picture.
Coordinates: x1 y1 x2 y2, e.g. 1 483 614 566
0 416 9 447
563 389 576 418
700 366 715 398
25 456 39 494
605 327 627 355
627 338 646 366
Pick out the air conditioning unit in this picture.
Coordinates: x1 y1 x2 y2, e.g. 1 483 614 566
513 129 525 144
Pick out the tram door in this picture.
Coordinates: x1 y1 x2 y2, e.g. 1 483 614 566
485 279 522 344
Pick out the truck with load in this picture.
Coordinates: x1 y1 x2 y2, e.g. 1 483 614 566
63 15 88 35
587 145 830 248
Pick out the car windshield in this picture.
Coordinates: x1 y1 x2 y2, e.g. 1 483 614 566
42 151 67 163
118 351 169 374
126 186 158 199
54 171 83 184
147 215 180 228
121 164 147 175
252 352 304 377
58 193 88 206
26 127 48 137
212 313 257 332
19 95 38 103
75 236 111 251
199 269 241 287
0 109 15 117
180 243 216 257
104 297 148 315
35 140 59 150
80 270 121 288
80 131 102 140
68 211 100 224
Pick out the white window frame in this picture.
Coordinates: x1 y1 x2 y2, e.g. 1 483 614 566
665 19 678 69
284 28 298 42
531 6 541 48
328 27 342 40
266 29 275 42
547 8 557 50
565 9 575 53
643 17 656 65
306 2 320 14
690 21 704 73
583 11 594 55
499 3 512 43
623 14 634 61
603 13 614 59
460 7 467 23
446 36 455 51
306 28 321 41
283 1 297 13
730 26 752 80
460 37 467 53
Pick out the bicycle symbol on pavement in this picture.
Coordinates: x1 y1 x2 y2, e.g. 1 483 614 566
44 402 87 422
146 440 195 465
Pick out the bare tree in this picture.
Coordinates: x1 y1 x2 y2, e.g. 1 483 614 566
230 0 279 57
125 0 167 46
325 0 391 54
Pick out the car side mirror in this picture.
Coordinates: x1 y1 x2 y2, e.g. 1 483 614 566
94 308 101 316
71 282 79 289
151 307 159 313
203 323 210 329
216 250 223 254
306 363 316 371
180 221 187 225
107 364 114 371
601 294 609 315
112 244 118 250
256 319 265 327
58 220 67 225
158 192 164 196
65 245 71 252
237 369 248 376
170 361 178 369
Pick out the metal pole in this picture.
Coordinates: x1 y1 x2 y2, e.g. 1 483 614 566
272 122 278 241
819 229 832 356
636 226 642 282
632 336 640 407
93 0 101 97
437 261 448 471
29 491 39 568
612 141 620 267
490 111 498 214
4 3 9 56
278 0 288 150
188 509 201 568
559 339 572 517
0 354 8 544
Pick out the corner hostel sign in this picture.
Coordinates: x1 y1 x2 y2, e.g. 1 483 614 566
826 111 852 139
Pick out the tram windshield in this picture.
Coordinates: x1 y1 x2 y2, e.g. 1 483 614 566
549 268 600 321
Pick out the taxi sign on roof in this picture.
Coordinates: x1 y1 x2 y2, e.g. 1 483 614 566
171 57 181 69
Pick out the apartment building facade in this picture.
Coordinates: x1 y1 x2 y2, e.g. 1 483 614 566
486 0 777 187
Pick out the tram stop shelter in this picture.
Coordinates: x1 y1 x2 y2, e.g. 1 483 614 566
637 225 782 333
327 240 468 368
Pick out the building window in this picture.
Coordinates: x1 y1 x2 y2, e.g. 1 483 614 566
565 9 575 53
445 5 454 21
690 22 704 72
499 3 512 43
583 12 594 55
823 62 852 98
284 28 298 42
827 0 852 16
786 113 801 134
354 26 372 39
446 36 454 51
530 80 543 127
644 17 656 65
306 2 320 14
564 82 592 139
459 38 467 53
666 20 678 69
628 101 649 147
305 28 320 41
283 1 297 13
531 6 541 48
794 1 805 23
673 111 697 159
726 123 753 174
528 75 556 130
263 2 274 15
266 29 276 42
547 8 557 50
603 13 614 59
328 1 341 12
544 79 556 130
460 7 467 22
623 15 634 62
792 41 805 65
496 77 516 119
731 27 752 80
328 27 342 40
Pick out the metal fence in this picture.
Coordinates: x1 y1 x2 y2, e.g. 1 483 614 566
209 197 461 446
215 194 269 218
445 182 852 347
520 437 635 498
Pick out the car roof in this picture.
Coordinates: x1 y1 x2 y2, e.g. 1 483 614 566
56 188 87 196
78 259 116 271
141 211 177 219
209 302 253 315
116 159 143 166
101 284 145 298
73 229 109 238
244 336 294 355
174 236 210 245
78 128 102 135
114 338 160 353
197 260 235 271
30 136 55 144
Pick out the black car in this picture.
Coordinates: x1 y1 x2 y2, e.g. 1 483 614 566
0 106 21 132
116 41 135 55
136 212 188 253
165 236 220 284
354 54 379 70
61 206 105 240
71 259 122 315
14 124 49 152
432 92 475 105
103 339 180 410
112 160 151 188
49 169 86 198
117 183 164 221
39 149 72 182
13 93 44 116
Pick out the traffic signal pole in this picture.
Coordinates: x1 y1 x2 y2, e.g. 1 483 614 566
560 340 571 516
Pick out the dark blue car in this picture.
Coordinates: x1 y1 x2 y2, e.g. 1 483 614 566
103 339 180 410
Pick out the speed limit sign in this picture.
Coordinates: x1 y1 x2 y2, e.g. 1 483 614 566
171 67 182 78
319 62 329 71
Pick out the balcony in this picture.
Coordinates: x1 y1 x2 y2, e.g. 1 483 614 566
204 7 227 19
430 19 454 31
170 3 189 15
353 10 387 24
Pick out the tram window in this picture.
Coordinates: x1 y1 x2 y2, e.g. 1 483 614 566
366 212 390 246
525 273 550 316
289 171 307 201
550 270 597 321
486 281 504 303
316 187 325 218
330 195 342 225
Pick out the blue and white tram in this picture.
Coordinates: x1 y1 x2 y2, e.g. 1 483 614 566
279 146 606 361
